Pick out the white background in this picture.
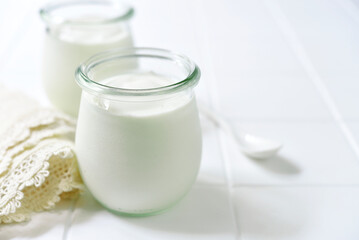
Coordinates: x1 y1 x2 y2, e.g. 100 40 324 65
1 0 359 239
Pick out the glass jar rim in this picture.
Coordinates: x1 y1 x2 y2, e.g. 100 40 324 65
75 47 201 96
39 0 134 26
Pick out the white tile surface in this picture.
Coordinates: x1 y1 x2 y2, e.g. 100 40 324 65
0 200 73 240
0 72 49 105
67 187 237 240
233 187 359 240
318 72 359 121
4 13 43 76
276 0 359 120
130 0 211 103
276 0 359 73
348 122 359 146
227 121 359 185
197 117 227 186
0 1 34 65
215 74 331 121
131 0 199 59
198 0 331 120
201 0 300 75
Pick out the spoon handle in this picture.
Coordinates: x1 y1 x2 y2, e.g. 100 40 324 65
197 101 244 143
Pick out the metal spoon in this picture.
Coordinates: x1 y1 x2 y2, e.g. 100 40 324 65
198 102 282 159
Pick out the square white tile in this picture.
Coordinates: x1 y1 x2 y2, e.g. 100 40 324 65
201 0 300 76
277 0 359 74
0 1 34 62
347 122 359 146
233 186 359 240
215 74 331 120
130 0 211 102
225 121 359 185
352 0 359 9
0 200 73 240
198 0 331 120
276 0 359 120
67 187 237 240
4 12 42 76
0 72 49 106
131 0 200 60
319 72 359 120
197 116 227 186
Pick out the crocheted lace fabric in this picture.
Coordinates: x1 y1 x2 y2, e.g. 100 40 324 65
0 87 83 223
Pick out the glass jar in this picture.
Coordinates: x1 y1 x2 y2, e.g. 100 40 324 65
40 0 134 116
75 48 202 216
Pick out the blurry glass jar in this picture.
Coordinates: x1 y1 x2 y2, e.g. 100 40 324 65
75 48 202 216
40 0 134 116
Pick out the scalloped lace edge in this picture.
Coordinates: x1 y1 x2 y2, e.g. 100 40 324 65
0 140 83 224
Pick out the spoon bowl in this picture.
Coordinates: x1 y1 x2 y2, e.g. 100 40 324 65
238 133 282 159
198 101 282 160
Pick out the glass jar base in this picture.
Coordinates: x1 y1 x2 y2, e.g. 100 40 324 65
93 192 190 217
97 201 177 217
102 205 173 217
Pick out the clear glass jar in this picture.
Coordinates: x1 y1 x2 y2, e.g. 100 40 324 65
40 0 134 116
75 48 202 216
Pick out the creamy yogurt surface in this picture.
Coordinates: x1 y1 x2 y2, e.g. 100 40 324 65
75 72 202 214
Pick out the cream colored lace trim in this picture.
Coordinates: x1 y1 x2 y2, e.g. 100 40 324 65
0 92 83 223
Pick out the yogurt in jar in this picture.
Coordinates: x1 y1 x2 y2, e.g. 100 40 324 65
40 1 134 116
75 72 202 214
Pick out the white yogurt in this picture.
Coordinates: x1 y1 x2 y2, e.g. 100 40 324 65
75 72 202 214
42 23 133 116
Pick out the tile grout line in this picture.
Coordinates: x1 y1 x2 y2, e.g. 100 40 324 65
331 0 359 25
263 0 359 162
62 197 79 240
191 0 241 239
233 183 359 188
215 118 350 124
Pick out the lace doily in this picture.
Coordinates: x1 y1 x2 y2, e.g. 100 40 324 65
0 87 83 223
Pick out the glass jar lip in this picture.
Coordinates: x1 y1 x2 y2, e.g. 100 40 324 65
39 0 134 26
75 47 201 96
